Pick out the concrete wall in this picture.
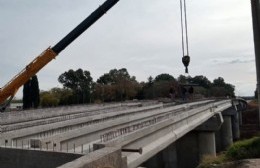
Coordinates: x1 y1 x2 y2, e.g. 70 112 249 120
0 147 82 168
58 147 126 168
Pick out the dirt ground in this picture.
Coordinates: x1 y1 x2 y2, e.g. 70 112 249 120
215 159 260 168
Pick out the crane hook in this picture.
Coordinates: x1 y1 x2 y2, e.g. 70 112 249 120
182 55 190 73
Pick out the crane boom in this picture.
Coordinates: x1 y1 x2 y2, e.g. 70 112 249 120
0 0 120 109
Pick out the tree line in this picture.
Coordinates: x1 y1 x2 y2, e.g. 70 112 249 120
23 68 235 109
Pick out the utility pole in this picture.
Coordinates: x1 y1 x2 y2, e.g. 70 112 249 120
251 0 260 127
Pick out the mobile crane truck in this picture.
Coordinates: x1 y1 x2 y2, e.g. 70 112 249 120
0 0 120 111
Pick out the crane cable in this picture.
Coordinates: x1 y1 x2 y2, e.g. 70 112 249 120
180 0 190 73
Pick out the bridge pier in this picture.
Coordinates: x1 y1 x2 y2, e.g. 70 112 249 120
198 132 216 159
175 131 217 167
162 143 178 168
175 113 223 167
141 143 178 168
195 112 223 160
176 131 199 168
216 107 239 152
221 115 233 149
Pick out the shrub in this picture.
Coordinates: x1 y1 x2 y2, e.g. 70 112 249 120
226 137 260 160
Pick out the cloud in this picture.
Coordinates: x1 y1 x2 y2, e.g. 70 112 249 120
228 59 255 64
212 58 254 65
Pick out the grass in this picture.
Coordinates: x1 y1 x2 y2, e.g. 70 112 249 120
198 137 260 168
226 137 260 160
198 153 226 168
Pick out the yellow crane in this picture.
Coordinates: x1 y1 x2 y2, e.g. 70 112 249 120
0 0 120 111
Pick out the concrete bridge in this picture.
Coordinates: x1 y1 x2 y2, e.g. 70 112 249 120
0 99 247 168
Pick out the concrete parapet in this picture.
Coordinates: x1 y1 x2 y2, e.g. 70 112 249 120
58 147 126 168
0 147 82 168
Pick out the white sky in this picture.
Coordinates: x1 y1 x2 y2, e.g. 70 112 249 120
0 0 256 98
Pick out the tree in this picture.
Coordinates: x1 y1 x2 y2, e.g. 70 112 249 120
31 76 40 108
190 75 211 89
40 87 73 107
97 68 132 84
155 73 175 82
22 75 40 109
177 75 189 84
40 91 59 107
211 77 235 97
23 79 31 109
213 77 225 87
147 76 154 86
96 68 140 101
58 69 93 104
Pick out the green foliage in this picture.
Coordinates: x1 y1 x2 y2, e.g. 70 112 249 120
40 92 59 107
226 137 260 160
44 67 237 105
40 88 73 107
213 77 225 86
177 75 189 84
58 69 93 104
199 137 260 168
210 77 235 97
95 68 139 102
191 75 211 89
154 73 175 82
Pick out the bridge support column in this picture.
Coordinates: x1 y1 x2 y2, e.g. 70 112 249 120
176 131 199 168
141 143 177 168
216 107 238 151
232 112 240 141
175 113 223 168
162 143 178 168
141 151 163 168
195 112 223 161
198 132 216 159
221 115 233 149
